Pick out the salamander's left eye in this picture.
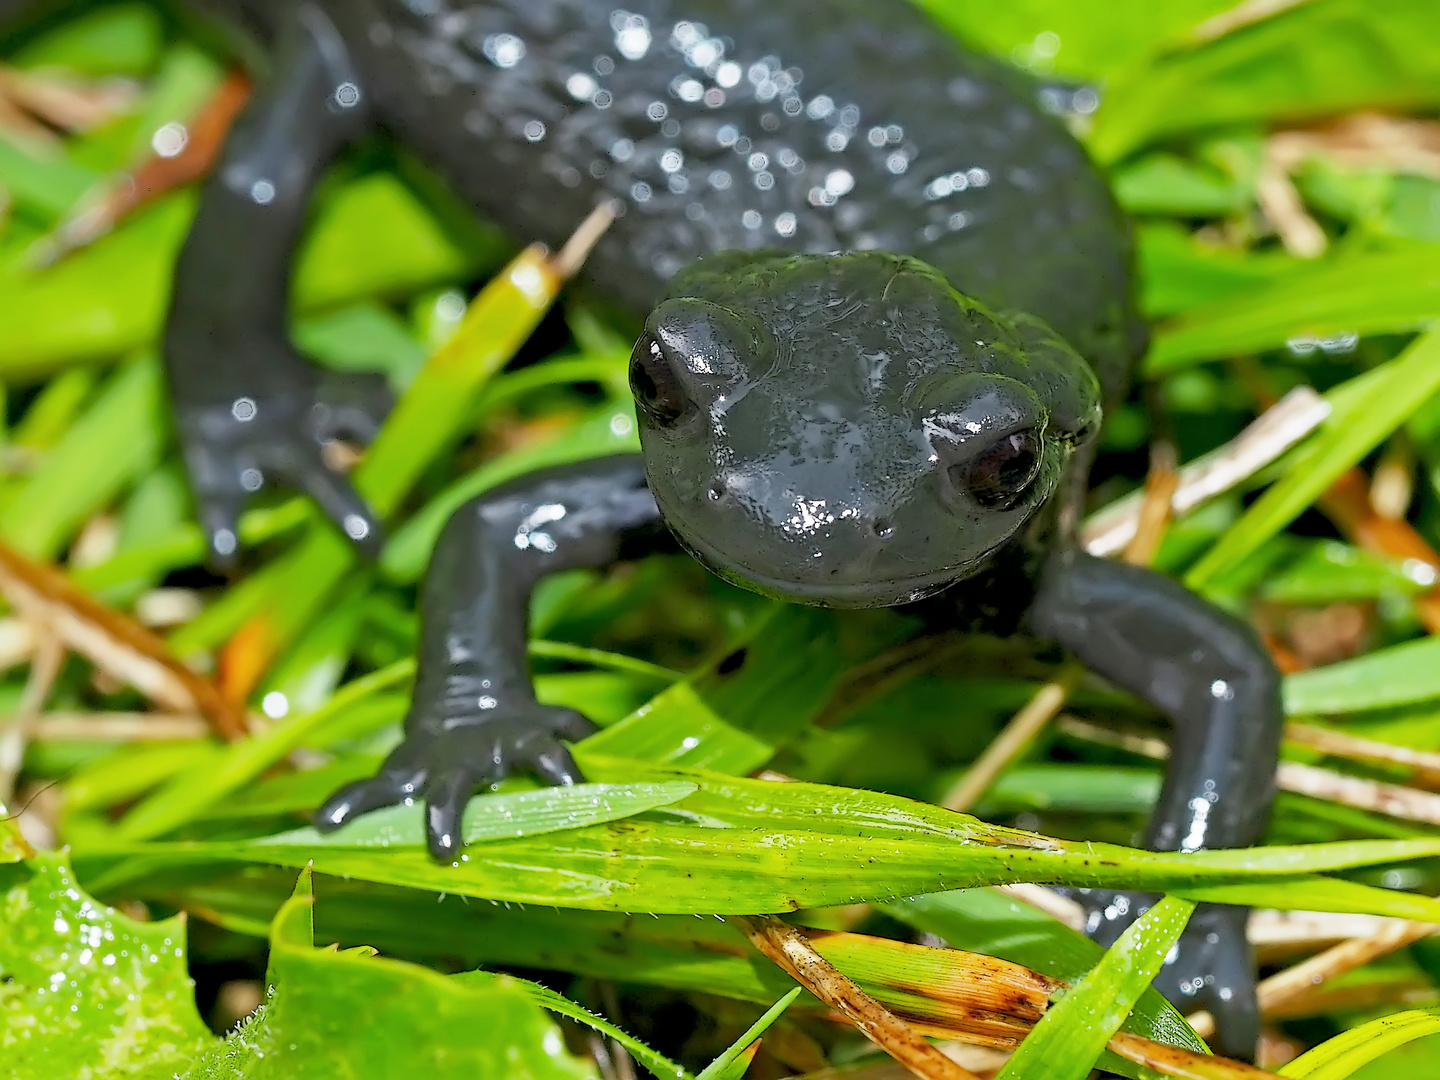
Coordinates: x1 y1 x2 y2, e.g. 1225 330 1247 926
629 331 692 427
958 429 1041 509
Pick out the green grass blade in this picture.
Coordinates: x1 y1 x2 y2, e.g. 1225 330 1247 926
0 356 161 558
255 782 698 848
0 852 213 1077
0 196 196 376
884 889 1208 1055
113 659 414 841
1186 327 1440 588
1278 1009 1440 1079
9 4 163 77
996 896 1196 1080
696 988 803 1080
87 763 1440 917
354 244 566 516
1147 243 1440 372
1285 637 1440 715
462 973 692 1080
1090 0 1440 161
379 401 640 582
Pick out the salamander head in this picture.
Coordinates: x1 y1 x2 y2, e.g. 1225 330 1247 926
629 252 1101 608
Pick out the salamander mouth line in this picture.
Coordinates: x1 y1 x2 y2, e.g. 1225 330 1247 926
652 489 991 607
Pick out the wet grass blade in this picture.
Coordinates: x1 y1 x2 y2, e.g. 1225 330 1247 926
1147 243 1440 372
86 763 1440 917
255 782 698 848
995 896 1195 1080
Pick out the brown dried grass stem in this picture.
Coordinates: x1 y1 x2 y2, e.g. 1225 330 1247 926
737 915 983 1080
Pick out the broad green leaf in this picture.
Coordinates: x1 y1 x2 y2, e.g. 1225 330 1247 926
1186 328 1440 588
292 302 427 382
1114 153 1249 217
183 878 594 1079
257 782 698 848
0 175 480 376
1148 242 1440 372
1136 224 1298 320
581 605 901 779
581 680 772 771
996 896 1195 1080
1285 637 1440 716
0 851 213 1077
1278 1009 1440 1079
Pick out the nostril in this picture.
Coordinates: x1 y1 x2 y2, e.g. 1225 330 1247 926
870 517 894 540
707 479 727 502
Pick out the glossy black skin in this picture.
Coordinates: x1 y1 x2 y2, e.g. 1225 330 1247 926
131 0 1281 1057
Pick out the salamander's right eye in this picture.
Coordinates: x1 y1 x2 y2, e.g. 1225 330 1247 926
958 429 1041 510
629 331 692 427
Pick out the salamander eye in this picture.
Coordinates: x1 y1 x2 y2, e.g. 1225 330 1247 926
629 331 691 427
957 429 1041 509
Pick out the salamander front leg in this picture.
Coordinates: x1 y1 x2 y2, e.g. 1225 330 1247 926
164 5 386 567
316 455 669 860
1027 548 1283 1059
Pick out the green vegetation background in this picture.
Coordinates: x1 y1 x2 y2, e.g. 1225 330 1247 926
5 0 1440 1077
